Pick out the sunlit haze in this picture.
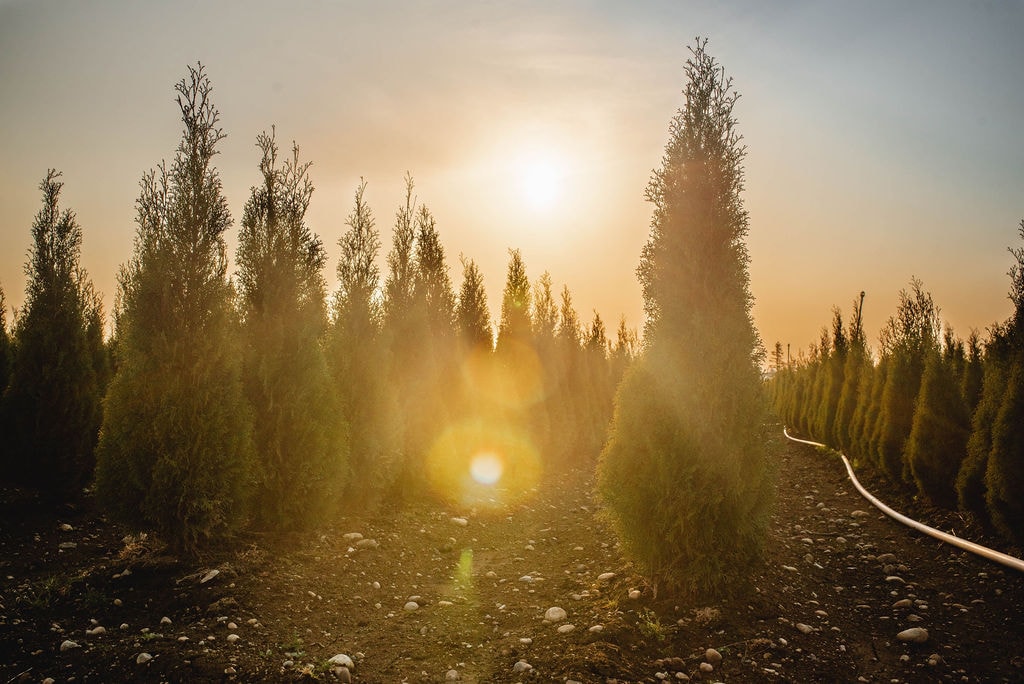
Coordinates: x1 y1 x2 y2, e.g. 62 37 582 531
1 1 1021 353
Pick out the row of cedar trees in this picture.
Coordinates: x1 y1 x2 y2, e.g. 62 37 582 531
768 244 1024 548
0 64 636 552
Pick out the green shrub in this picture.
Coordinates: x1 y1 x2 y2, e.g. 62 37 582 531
237 131 347 530
906 348 969 508
984 356 1024 544
958 324 1011 523
0 172 105 496
599 352 771 596
94 65 254 552
598 40 772 596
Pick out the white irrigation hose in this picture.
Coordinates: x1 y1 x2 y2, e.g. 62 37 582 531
782 428 1024 574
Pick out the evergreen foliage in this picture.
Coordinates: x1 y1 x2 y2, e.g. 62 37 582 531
380 177 420 493
813 311 847 440
610 315 638 383
844 357 874 461
0 171 106 496
874 279 939 483
770 341 785 373
334 180 381 336
982 220 1024 543
586 310 608 354
960 330 984 415
412 206 456 340
598 40 772 596
905 344 969 508
985 356 1024 544
496 249 532 352
532 273 559 345
330 180 400 508
236 130 346 530
806 329 830 437
398 203 458 492
769 221 1024 546
581 311 613 454
530 272 561 461
0 64 635 553
94 65 254 552
455 256 492 351
557 285 582 352
383 174 417 334
835 293 867 451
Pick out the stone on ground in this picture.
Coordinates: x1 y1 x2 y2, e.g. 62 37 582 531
544 606 567 622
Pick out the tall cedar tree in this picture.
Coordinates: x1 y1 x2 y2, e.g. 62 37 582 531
398 204 458 491
381 177 419 490
986 358 1024 543
383 174 417 336
412 206 456 340
771 341 784 373
0 171 105 495
958 323 1010 522
905 342 970 508
532 273 560 410
545 285 582 464
961 330 984 415
558 286 582 352
236 131 346 530
455 256 492 351
806 330 830 435
610 315 638 383
330 181 400 507
496 249 532 353
815 308 847 441
860 356 889 465
95 65 254 552
873 279 939 483
581 311 614 456
835 293 867 451
983 219 1024 543
598 40 772 596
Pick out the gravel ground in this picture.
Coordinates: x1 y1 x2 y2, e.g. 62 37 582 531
2 424 1022 683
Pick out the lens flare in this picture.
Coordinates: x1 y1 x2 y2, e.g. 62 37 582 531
470 452 503 485
460 342 545 409
426 419 541 510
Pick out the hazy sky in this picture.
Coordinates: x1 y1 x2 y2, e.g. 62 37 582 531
1 0 1021 354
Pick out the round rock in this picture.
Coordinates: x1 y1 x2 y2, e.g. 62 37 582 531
544 606 567 622
328 654 355 668
897 627 929 644
513 659 532 673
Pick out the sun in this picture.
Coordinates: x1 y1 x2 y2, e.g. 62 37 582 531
519 154 565 211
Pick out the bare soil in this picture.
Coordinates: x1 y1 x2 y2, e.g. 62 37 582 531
2 424 1023 683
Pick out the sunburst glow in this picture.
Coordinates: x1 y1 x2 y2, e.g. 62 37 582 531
470 452 504 485
426 419 541 510
519 154 565 211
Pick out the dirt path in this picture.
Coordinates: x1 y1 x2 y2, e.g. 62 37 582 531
2 427 1023 682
